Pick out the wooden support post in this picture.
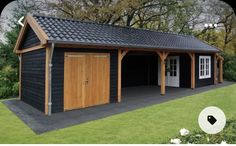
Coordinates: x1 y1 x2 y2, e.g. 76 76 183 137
216 53 224 83
45 46 51 115
117 49 129 102
219 59 223 83
156 51 169 95
160 58 166 95
214 54 217 84
188 53 195 89
117 49 122 102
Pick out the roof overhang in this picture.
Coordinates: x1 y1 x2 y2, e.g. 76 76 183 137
14 14 49 53
49 40 221 53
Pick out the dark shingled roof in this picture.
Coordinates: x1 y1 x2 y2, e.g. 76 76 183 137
33 14 220 52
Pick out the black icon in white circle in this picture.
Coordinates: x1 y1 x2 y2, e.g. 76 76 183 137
198 106 226 134
207 115 217 125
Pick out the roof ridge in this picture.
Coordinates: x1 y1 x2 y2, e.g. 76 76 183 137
32 13 192 38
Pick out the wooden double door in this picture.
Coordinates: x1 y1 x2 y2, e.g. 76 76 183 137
64 52 110 111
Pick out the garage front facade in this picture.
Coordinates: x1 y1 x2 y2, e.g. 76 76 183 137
14 14 224 115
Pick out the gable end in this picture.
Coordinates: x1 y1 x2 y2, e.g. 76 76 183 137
20 26 41 49
14 14 49 54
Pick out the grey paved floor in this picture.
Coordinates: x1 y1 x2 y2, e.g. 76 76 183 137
3 81 234 134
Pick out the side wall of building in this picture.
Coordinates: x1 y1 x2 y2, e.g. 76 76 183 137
21 49 46 112
20 26 45 112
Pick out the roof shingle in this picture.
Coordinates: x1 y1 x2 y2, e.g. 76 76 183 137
33 14 220 52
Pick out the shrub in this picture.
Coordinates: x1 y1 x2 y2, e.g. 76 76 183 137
222 53 236 81
167 117 236 144
0 65 18 99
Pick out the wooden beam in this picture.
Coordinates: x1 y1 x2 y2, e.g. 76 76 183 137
214 53 217 84
121 50 129 60
219 59 223 83
216 53 224 61
15 44 45 54
156 51 168 60
19 54 22 100
55 43 217 54
14 18 28 53
187 52 193 60
117 49 122 102
188 53 196 89
45 46 51 115
215 53 224 83
156 51 169 95
163 52 169 60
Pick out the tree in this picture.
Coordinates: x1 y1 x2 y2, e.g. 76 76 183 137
195 0 236 52
0 0 47 98
48 0 205 34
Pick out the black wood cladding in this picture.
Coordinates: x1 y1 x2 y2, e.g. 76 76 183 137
20 27 40 49
51 48 118 113
21 49 45 112
179 54 191 88
20 44 214 114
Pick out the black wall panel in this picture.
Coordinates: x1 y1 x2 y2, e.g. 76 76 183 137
21 49 45 112
20 27 40 49
179 54 191 88
51 48 118 113
195 53 214 87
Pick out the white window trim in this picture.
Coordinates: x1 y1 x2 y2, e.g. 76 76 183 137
199 56 211 79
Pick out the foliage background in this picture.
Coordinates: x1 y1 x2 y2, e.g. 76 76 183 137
0 0 235 99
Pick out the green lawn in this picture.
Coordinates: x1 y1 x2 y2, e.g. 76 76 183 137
0 84 236 144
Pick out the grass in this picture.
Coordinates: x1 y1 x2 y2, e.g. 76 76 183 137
0 84 236 144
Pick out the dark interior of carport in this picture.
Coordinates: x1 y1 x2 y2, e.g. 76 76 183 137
121 51 192 88
122 51 158 87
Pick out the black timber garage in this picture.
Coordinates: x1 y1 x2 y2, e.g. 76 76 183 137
14 14 224 115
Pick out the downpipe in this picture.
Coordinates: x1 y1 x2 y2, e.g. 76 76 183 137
18 55 21 61
48 43 55 116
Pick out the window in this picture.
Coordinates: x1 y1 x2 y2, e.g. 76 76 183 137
199 56 211 79
169 59 177 77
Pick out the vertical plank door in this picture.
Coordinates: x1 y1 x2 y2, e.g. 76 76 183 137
64 53 110 111
84 53 110 107
64 53 86 111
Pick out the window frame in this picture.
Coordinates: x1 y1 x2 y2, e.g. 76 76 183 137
199 56 211 79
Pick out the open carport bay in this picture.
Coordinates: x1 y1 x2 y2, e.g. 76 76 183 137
122 52 158 88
